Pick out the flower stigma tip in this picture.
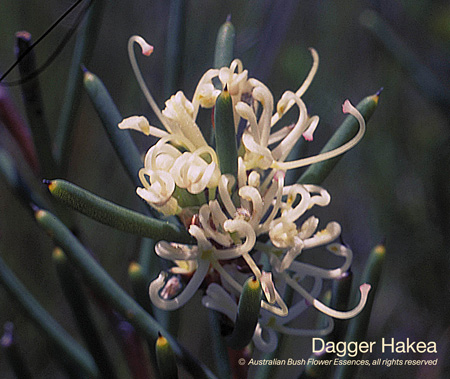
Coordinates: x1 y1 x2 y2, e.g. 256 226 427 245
132 35 154 56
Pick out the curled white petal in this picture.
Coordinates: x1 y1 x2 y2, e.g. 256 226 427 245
210 260 243 294
253 323 278 353
289 243 352 279
304 185 331 207
199 204 233 247
251 82 274 147
155 241 200 261
302 115 319 141
195 82 220 108
281 184 311 223
284 272 371 319
260 272 276 304
268 124 294 145
242 132 273 170
280 275 323 324
260 286 289 317
272 91 308 162
214 220 256 259
272 99 366 171
279 238 304 272
137 169 175 205
128 36 170 131
192 68 220 116
218 174 236 217
162 91 207 149
236 102 260 143
239 186 263 228
237 157 247 188
201 283 237 322
259 172 284 233
189 225 213 252
303 221 341 249
209 200 229 229
298 216 319 239
118 115 168 137
144 142 181 172
270 48 319 127
248 171 260 188
149 259 210 311
269 219 298 248
170 151 219 194
271 316 334 336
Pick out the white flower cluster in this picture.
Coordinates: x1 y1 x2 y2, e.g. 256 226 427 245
119 36 370 352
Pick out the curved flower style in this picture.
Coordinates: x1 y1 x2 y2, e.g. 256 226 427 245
119 35 371 352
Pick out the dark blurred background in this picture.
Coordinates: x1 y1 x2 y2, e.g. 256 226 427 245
0 1 449 378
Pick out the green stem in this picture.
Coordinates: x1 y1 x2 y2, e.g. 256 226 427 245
34 209 217 379
298 92 380 185
300 273 353 379
0 148 49 212
156 333 179 379
136 238 179 343
128 261 161 378
53 248 117 379
83 69 144 190
214 17 235 69
214 89 238 177
0 254 99 378
330 271 353 343
226 277 262 350
138 238 159 278
208 310 232 379
15 31 57 178
128 262 154 317
334 244 386 379
46 179 192 243
299 291 332 379
164 0 187 99
55 0 105 173
0 83 39 173
360 10 450 112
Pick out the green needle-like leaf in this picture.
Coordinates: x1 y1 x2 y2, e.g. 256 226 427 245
226 277 262 350
214 89 238 177
53 248 117 379
15 32 57 178
156 333 179 379
330 270 353 342
83 69 144 190
128 262 154 316
334 243 386 379
214 18 235 69
164 0 187 98
298 92 380 185
55 0 105 174
0 148 50 212
360 10 450 112
0 84 39 173
300 290 332 379
34 208 217 379
300 273 353 379
0 254 99 378
46 179 192 243
208 310 232 379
